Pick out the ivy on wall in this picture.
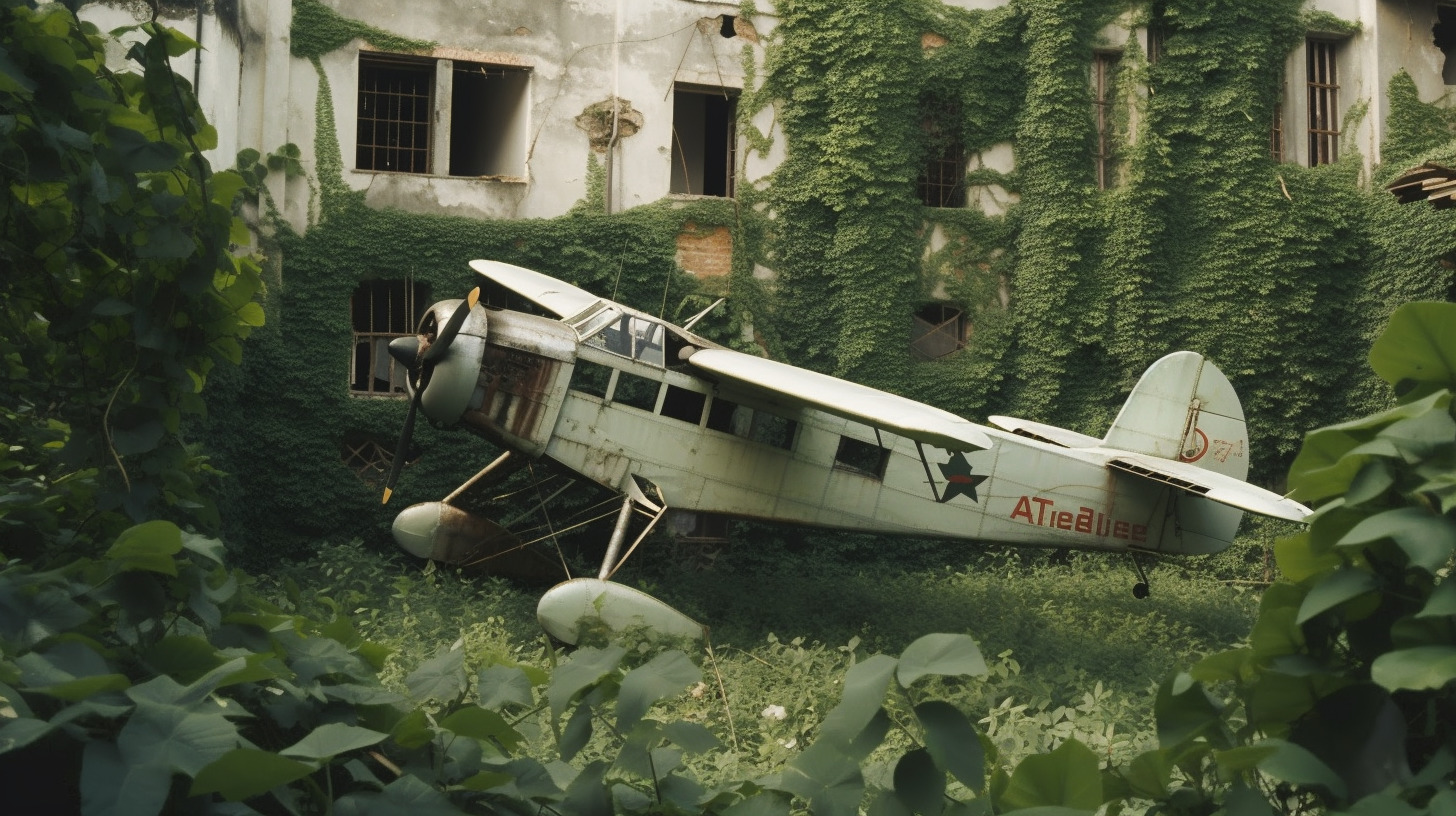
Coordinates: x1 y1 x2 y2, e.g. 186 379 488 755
211 0 1456 556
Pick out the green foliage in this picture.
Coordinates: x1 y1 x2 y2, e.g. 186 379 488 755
0 4 264 553
289 0 434 61
1383 70 1456 167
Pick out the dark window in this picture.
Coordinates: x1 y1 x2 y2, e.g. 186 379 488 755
834 435 889 480
1146 21 1167 65
351 278 428 395
1435 6 1456 85
357 53 529 177
612 371 660 412
1093 52 1120 189
917 97 965 208
1270 76 1285 162
357 54 434 173
750 413 797 450
706 397 740 434
661 385 707 424
1306 39 1339 166
571 359 613 399
671 85 737 197
911 303 967 360
449 62 529 177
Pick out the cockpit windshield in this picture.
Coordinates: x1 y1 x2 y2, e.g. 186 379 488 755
575 307 666 367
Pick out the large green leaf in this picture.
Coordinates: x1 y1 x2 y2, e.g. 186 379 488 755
106 520 183 575
998 739 1102 811
1368 302 1456 392
478 663 534 710
1296 567 1379 624
896 633 987 688
0 584 91 649
117 700 239 776
778 740 864 816
1339 508 1456 574
548 645 626 721
818 653 897 744
1370 646 1456 691
1253 739 1347 799
616 649 700 733
892 748 945 815
333 774 463 816
1417 580 1456 618
80 742 170 816
0 717 52 755
438 706 522 752
915 701 984 791
190 748 317 801
280 723 388 760
403 647 466 703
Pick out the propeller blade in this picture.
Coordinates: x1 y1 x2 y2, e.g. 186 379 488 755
423 287 480 364
382 390 421 505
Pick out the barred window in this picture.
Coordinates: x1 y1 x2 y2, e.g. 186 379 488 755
1306 39 1339 166
1093 52 1121 189
917 97 965 208
350 278 428 396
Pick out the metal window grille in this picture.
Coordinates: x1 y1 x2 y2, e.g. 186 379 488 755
911 304 967 360
350 278 425 396
1275 76 1287 163
357 54 434 174
1306 40 1339 166
917 99 965 208
1094 52 1120 190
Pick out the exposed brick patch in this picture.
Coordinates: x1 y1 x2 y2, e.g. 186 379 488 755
676 224 733 278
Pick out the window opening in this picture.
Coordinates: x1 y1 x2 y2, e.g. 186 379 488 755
834 435 889 480
1436 6 1456 85
1306 39 1339 166
357 54 434 173
351 278 428 395
671 85 737 197
1093 52 1120 189
1146 21 1167 65
917 97 965 208
661 385 707 424
720 15 737 38
571 358 613 399
341 432 416 485
911 303 967 360
612 371 660 412
582 312 665 366
749 412 797 450
1270 76 1285 162
449 62 529 177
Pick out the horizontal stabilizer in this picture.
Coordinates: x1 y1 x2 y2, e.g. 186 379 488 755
1100 451 1310 523
987 416 1101 449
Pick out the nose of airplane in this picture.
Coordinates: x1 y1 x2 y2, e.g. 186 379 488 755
391 501 442 559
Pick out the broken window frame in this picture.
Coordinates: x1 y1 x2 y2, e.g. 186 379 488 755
670 84 738 198
1306 38 1340 166
355 51 531 179
910 303 968 361
917 96 967 208
350 278 428 396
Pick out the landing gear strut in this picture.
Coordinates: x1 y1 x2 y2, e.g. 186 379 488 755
1130 554 1151 599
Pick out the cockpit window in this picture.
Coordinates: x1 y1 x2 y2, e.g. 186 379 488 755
579 310 666 367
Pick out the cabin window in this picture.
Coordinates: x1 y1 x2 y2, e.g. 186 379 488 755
910 303 967 360
661 385 707 424
350 278 428 396
356 53 529 177
583 312 666 367
571 358 613 399
612 371 660 412
835 435 889 480
917 96 965 208
671 85 737 197
1306 38 1339 166
706 398 796 450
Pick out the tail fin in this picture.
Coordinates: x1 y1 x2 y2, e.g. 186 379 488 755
1101 352 1251 555
1101 351 1248 480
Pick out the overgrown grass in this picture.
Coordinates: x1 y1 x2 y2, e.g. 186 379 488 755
257 531 1262 773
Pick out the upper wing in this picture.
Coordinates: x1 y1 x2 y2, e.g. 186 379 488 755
685 348 993 452
470 260 602 319
1099 450 1311 523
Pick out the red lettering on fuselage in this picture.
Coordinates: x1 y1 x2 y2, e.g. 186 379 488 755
1008 495 1146 543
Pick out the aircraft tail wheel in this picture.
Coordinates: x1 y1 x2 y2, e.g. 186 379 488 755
1129 554 1151 600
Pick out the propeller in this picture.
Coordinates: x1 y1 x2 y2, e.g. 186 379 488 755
381 287 480 504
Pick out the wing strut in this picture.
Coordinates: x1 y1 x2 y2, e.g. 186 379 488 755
598 476 667 580
915 441 944 503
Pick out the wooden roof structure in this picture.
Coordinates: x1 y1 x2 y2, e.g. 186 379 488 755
1387 162 1456 208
